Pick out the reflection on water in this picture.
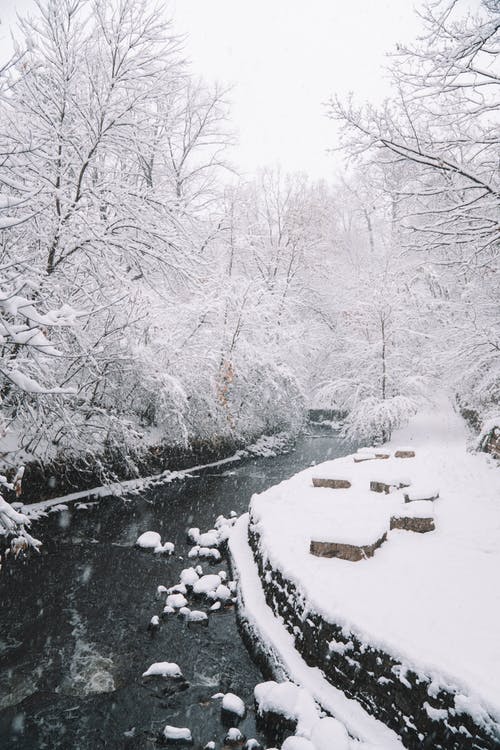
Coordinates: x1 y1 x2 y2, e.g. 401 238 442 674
0 428 351 748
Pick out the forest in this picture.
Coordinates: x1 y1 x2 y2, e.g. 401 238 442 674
0 0 498 543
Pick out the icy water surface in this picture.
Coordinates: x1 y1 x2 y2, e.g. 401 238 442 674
0 428 351 749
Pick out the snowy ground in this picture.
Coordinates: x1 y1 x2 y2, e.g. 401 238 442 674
244 397 500 730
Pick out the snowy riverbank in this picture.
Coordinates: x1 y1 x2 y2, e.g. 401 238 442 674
229 397 500 748
16 432 294 522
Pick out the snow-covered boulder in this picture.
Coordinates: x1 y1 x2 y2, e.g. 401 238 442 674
214 584 231 602
167 583 187 595
222 692 246 718
180 567 199 588
254 681 319 736
161 725 192 743
198 530 219 547
187 527 200 543
224 727 245 745
135 531 161 549
142 662 182 678
154 541 175 555
187 610 208 624
166 593 188 609
192 574 221 595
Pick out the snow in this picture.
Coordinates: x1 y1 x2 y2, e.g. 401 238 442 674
180 567 200 587
244 397 500 728
154 541 175 554
404 485 439 502
310 717 349 750
214 584 231 601
309 511 388 547
281 738 315 750
192 574 222 595
150 615 160 627
167 584 187 595
391 500 434 519
135 531 161 549
187 610 207 623
188 545 221 561
142 662 182 678
198 530 219 547
222 692 246 717
162 725 192 742
224 727 244 742
254 681 319 735
166 593 188 609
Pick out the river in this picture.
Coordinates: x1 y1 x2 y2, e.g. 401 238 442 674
0 427 352 749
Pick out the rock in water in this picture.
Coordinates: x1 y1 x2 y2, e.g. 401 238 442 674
142 662 183 679
136 531 161 549
161 725 193 744
224 727 245 745
222 692 246 718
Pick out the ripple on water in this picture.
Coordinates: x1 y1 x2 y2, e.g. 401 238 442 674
59 638 115 696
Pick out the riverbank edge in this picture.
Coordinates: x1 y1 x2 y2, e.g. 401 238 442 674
17 431 297 521
4 431 295 517
240 507 500 750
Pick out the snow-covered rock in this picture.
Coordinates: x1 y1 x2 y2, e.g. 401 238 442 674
214 584 231 602
142 662 182 678
254 681 319 735
222 692 246 717
187 610 208 623
198 530 219 547
193 574 221 595
224 727 245 745
188 545 221 561
166 593 188 609
135 531 161 549
162 724 192 743
162 605 175 615
154 541 175 554
180 567 199 588
167 583 187 595
187 527 200 543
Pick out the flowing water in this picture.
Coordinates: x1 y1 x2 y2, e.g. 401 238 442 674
0 427 352 749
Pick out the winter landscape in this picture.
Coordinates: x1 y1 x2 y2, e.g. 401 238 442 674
0 0 499 748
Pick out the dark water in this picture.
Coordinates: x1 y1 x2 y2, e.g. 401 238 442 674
0 429 351 750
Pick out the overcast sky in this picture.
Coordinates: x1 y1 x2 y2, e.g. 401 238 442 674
0 0 423 180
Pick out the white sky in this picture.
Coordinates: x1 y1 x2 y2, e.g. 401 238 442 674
1 0 424 180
